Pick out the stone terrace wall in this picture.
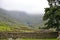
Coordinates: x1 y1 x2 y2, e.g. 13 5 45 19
0 32 58 39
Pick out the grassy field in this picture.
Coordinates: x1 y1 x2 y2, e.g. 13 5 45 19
18 39 57 40
0 38 57 40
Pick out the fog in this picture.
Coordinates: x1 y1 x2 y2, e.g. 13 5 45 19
0 0 49 14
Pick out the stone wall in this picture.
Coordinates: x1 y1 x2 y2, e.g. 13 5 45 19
0 32 58 39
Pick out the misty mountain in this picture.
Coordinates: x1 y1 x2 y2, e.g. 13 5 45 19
0 8 33 32
0 8 44 29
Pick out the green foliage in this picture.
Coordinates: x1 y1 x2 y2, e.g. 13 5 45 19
43 6 60 31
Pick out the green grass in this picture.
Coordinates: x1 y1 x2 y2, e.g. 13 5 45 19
17 39 57 40
0 26 11 31
0 38 57 40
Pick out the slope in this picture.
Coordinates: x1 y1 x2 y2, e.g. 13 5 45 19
0 8 30 32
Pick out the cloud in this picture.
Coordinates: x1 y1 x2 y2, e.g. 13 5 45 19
1 0 49 14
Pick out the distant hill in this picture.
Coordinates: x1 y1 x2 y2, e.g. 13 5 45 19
0 8 44 30
0 8 30 31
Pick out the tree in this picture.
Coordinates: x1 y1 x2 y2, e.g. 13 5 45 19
43 0 60 32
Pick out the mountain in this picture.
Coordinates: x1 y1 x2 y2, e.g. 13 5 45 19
0 8 30 32
0 8 44 29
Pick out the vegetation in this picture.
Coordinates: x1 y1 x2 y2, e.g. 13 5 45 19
0 22 34 32
43 0 60 31
0 38 57 40
18 39 57 40
0 9 35 32
0 0 59 39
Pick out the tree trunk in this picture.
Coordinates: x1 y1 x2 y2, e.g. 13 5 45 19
56 20 60 39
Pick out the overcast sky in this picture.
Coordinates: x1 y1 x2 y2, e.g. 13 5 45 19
1 0 49 14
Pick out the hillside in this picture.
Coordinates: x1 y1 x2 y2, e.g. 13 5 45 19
0 8 44 30
0 8 30 32
6 10 44 28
